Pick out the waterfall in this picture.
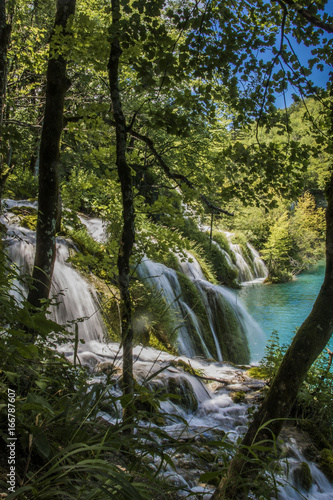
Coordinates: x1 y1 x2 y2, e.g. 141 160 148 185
77 214 107 243
198 225 268 284
136 259 211 358
223 232 268 284
137 256 265 363
2 202 332 499
247 243 269 281
2 202 104 343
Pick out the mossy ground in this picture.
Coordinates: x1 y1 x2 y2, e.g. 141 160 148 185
10 206 38 230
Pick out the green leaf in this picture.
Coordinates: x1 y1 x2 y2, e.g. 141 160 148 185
3 371 19 383
33 430 51 458
199 470 222 482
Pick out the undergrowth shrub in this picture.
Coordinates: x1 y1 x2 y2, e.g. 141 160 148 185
259 332 333 447
3 166 38 200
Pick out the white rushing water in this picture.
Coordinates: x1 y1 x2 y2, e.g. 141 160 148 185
137 256 265 363
77 214 108 243
198 225 268 285
2 200 104 342
2 201 332 499
61 340 333 499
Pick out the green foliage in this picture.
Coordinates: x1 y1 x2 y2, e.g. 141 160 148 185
260 333 333 447
258 331 289 380
177 218 239 287
3 166 38 200
262 212 294 282
67 227 111 279
247 366 267 380
61 167 107 214
290 191 326 272
261 192 326 282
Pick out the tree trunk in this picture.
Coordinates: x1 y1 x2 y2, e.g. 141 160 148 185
212 170 333 498
0 0 12 204
28 0 75 308
0 0 11 126
108 0 135 425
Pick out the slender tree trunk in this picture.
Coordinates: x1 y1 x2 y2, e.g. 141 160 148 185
108 0 135 424
28 0 76 308
0 0 11 125
212 142 333 498
0 0 12 204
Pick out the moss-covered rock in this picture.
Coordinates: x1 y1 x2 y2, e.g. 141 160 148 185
171 359 202 377
10 206 38 230
168 376 198 413
293 461 313 491
200 283 250 364
177 271 217 358
231 391 246 403
320 448 333 481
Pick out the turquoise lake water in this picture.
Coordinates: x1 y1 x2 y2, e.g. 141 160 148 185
236 262 330 354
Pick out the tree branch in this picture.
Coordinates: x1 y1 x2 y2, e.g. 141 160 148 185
129 128 234 216
64 112 234 216
275 0 333 33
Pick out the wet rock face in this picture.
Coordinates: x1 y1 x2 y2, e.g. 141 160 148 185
293 461 313 491
168 376 199 413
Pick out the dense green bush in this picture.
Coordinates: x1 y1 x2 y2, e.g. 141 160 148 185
3 166 38 200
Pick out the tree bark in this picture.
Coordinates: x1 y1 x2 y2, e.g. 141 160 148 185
0 0 11 126
28 0 76 308
108 0 135 424
212 174 333 499
0 0 12 204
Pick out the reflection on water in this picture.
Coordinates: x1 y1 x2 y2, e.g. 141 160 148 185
236 262 327 349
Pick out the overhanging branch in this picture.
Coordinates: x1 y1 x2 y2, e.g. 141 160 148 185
99 118 234 217
129 128 234 217
275 0 333 33
64 113 234 216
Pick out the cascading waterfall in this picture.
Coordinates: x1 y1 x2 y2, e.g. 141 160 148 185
2 201 104 342
137 255 265 364
136 258 212 359
247 243 269 281
181 254 266 361
2 201 332 499
224 234 268 284
77 214 108 243
199 225 268 284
